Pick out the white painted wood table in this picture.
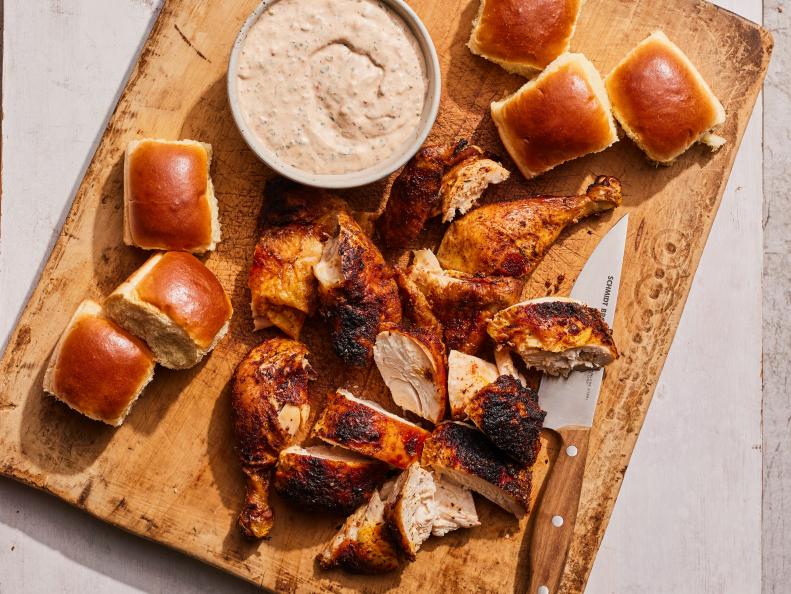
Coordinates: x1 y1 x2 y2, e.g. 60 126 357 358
0 1 764 592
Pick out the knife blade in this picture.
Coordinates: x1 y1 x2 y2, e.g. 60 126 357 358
538 213 629 430
527 214 629 594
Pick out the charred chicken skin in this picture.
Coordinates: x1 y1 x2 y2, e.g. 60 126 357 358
313 389 430 469
274 445 388 515
314 211 402 366
437 175 622 277
422 422 532 517
407 249 522 354
378 141 508 248
231 338 314 538
465 375 546 466
488 297 618 376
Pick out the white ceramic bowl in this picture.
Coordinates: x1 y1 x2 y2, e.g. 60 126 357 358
227 0 441 189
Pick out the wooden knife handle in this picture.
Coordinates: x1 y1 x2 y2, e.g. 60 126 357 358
526 426 591 594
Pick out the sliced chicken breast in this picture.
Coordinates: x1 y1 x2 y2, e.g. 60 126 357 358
313 389 430 469
374 327 447 424
421 422 531 517
465 375 546 466
488 297 618 376
447 350 499 420
430 476 480 536
384 462 437 560
317 487 400 574
274 445 389 515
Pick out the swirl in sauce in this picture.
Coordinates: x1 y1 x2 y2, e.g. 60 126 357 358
237 0 429 175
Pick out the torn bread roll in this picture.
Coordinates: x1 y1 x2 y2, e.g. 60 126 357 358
313 389 430 469
488 297 618 376
123 139 220 253
491 53 618 179
468 0 583 76
43 300 156 426
605 30 726 163
105 251 232 369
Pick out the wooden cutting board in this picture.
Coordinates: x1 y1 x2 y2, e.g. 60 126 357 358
0 0 771 592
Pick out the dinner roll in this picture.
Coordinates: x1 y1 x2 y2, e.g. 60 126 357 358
491 53 618 179
605 31 726 164
124 139 220 253
105 251 233 369
468 0 583 76
43 300 156 426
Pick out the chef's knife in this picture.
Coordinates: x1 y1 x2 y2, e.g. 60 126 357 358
527 214 629 594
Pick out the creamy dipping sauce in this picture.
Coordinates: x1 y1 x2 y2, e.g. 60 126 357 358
236 0 429 175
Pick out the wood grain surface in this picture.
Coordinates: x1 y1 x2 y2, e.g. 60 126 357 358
0 0 771 592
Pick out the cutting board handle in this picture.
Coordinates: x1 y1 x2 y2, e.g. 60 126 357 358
526 426 591 594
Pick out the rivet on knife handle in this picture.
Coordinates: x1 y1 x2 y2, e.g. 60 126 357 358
527 426 591 594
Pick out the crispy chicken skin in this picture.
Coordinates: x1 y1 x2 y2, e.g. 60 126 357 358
465 375 546 466
231 338 314 538
422 422 532 517
274 445 388 515
314 211 402 366
447 350 500 419
313 389 430 469
488 297 618 376
437 175 622 277
378 141 508 247
384 462 437 560
249 178 349 338
407 249 522 354
394 269 443 337
318 488 400 573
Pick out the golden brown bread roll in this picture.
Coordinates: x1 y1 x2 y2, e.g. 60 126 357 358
43 300 156 426
491 53 618 179
124 139 220 253
468 0 583 76
605 31 726 164
105 251 233 369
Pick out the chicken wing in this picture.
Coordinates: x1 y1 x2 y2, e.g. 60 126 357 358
313 389 430 468
231 338 314 538
407 249 522 354
378 141 508 248
249 178 349 338
488 297 618 376
273 445 388 515
465 375 546 466
317 487 400 573
422 422 531 517
437 175 622 277
314 211 402 366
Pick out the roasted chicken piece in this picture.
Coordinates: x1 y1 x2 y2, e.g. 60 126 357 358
488 297 618 376
437 175 622 277
273 445 389 515
249 179 349 338
422 422 531 517
317 487 400 574
378 141 509 247
431 476 480 536
384 462 436 560
314 211 402 366
313 389 430 469
231 338 314 538
374 327 447 424
407 249 522 354
394 268 443 337
465 375 546 466
447 350 499 420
